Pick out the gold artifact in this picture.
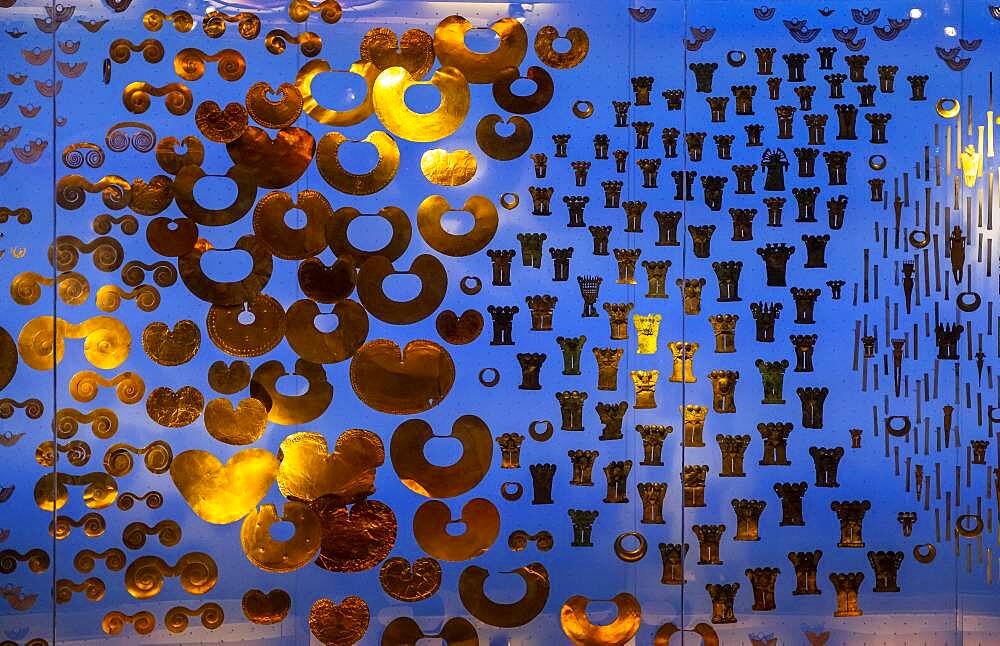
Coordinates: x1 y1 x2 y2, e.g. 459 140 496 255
356 255 447 324
245 82 302 129
359 27 435 80
203 398 268 445
241 502 321 572
417 195 499 256
316 130 399 195
249 359 332 425
286 299 369 364
296 59 379 126
227 126 315 189
242 588 291 625
169 448 278 524
434 16 528 84
458 563 549 627
412 498 499 561
350 339 455 414
253 190 332 260
475 114 532 161
142 320 200 366
206 294 287 358
145 386 204 428
534 26 589 69
378 556 442 602
372 66 470 142
391 415 492 497
420 148 477 185
561 593 642 645
276 429 384 503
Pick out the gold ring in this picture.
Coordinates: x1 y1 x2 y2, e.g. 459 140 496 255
478 367 500 387
460 275 482 295
868 154 887 171
885 415 911 437
528 419 554 442
908 230 929 249
572 100 594 119
913 543 936 563
499 192 519 210
936 98 960 119
726 50 747 67
500 481 523 501
956 291 982 312
955 514 984 538
613 531 647 563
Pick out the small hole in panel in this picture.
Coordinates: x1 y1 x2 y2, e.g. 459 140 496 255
510 77 535 95
441 210 475 235
445 520 467 536
552 37 572 54
346 215 392 251
283 207 307 230
382 273 421 301
201 248 251 282
275 373 306 396
585 601 619 625
423 435 462 466
404 83 442 113
193 175 237 209
311 70 365 111
337 140 380 174
314 312 340 333
237 309 255 325
465 28 499 53
269 520 295 541
484 572 527 602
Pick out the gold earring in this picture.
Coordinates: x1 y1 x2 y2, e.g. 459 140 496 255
227 126 315 190
208 360 250 394
203 396 268 445
492 66 554 114
297 257 357 303
178 235 273 306
155 135 204 174
476 114 532 160
245 82 302 129
242 588 291 625
252 190 332 260
285 299 368 364
146 217 198 257
349 339 455 415
359 27 435 80
141 320 200 366
458 563 550 628
417 194 499 256
390 415 492 498
373 66 470 142
434 15 528 84
315 130 399 195
296 59 378 126
356 254 447 325
534 26 589 69
249 359 332 425
206 293 287 358
240 502 321 573
328 206 411 262
561 593 642 646
172 165 256 226
412 498 500 561
378 556 442 602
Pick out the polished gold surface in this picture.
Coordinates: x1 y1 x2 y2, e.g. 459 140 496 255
412 498 499 561
240 502 321 572
315 130 399 195
434 15 528 84
242 588 291 625
360 27 434 80
356 255 447 324
417 194 499 256
561 593 642 646
378 556 442 602
141 320 200 366
245 82 302 129
420 148 477 186
276 428 384 504
226 126 315 189
296 59 378 126
390 415 492 498
458 563 549 627
249 359 333 425
372 66 470 142
203 397 268 445
169 448 278 524
309 596 369 645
